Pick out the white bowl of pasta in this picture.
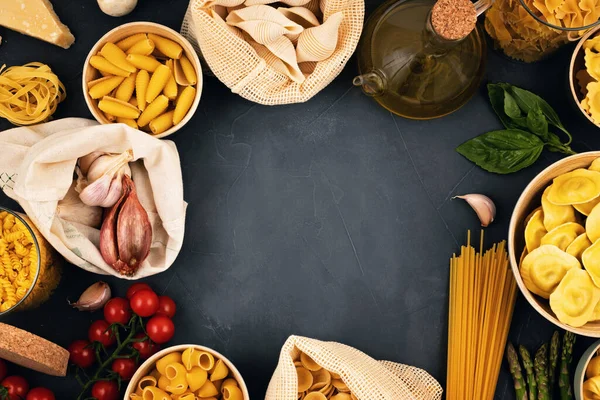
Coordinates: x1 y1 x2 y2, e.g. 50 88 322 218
124 344 249 400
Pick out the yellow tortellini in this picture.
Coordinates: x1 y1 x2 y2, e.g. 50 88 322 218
525 209 547 253
521 245 581 299
583 240 600 286
548 169 600 205
129 347 245 400
566 233 592 260
541 186 576 232
550 268 600 327
540 222 585 251
587 202 600 242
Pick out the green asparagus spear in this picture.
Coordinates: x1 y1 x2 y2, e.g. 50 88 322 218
549 331 560 399
535 343 550 400
507 343 529 400
520 345 537 400
559 332 576 400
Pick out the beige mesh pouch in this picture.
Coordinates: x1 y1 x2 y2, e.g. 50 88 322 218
181 0 364 105
266 336 443 400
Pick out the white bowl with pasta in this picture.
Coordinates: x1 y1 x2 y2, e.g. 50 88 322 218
124 344 249 400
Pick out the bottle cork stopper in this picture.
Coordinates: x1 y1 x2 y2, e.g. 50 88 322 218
431 0 477 41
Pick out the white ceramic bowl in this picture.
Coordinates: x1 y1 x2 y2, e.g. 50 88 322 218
575 339 600 400
124 344 250 399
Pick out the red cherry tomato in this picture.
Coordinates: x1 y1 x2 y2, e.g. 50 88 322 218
129 289 159 317
91 381 118 400
68 340 95 368
131 334 160 359
26 387 55 400
126 283 152 299
0 359 8 382
146 315 175 344
156 296 176 318
104 297 132 325
2 376 29 400
88 320 116 347
111 358 137 381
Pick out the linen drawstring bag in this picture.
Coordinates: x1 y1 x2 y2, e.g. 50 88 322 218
266 335 443 400
0 118 187 279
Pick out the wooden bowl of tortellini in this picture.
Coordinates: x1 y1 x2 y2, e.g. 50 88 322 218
575 339 600 400
509 152 600 337
124 344 249 400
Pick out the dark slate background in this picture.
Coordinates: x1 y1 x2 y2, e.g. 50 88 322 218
1 0 600 398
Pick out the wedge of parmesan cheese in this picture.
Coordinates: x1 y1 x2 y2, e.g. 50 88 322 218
0 0 75 49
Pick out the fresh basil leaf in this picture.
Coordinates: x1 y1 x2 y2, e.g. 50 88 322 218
504 91 522 119
456 129 545 174
544 132 577 155
508 86 565 131
487 84 528 129
527 107 549 138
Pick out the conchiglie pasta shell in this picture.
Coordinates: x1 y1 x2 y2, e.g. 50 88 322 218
278 7 321 28
247 39 305 83
210 8 245 39
520 244 581 299
583 239 600 287
296 12 344 63
540 222 585 251
304 0 323 18
525 209 547 253
550 268 600 327
245 0 312 7
566 233 592 260
204 0 245 8
299 61 318 76
227 5 304 43
547 168 600 205
542 186 576 231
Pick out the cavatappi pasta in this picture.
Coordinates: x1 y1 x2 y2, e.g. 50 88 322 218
87 33 197 135
130 347 245 400
294 351 358 400
0 210 61 313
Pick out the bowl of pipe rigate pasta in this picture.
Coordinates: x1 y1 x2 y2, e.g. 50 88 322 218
571 26 600 129
0 208 61 316
124 344 250 400
508 151 600 337
82 22 202 138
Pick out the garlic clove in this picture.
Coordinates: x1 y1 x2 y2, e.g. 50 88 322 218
78 151 106 176
79 175 113 207
87 150 133 183
69 281 111 311
453 194 496 227
98 171 125 208
116 175 152 276
100 179 130 267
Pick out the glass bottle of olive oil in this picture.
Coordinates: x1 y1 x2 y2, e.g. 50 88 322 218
354 0 487 119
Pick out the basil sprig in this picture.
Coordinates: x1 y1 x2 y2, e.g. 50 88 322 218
456 83 575 174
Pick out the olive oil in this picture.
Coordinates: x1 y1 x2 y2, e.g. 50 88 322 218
354 0 486 119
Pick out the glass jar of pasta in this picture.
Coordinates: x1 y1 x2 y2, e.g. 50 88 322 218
484 0 600 62
0 208 61 315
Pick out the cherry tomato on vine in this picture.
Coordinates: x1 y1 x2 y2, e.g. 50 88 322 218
130 289 159 317
91 381 118 400
26 387 55 400
68 340 95 368
88 320 116 347
146 315 175 344
126 283 152 299
131 334 160 359
156 296 176 319
104 297 132 325
111 358 137 381
2 376 29 400
0 359 8 382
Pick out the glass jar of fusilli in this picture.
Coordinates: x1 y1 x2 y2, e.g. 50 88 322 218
0 208 61 315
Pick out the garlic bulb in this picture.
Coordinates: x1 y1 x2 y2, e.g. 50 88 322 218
97 0 137 17
454 194 496 227
78 150 133 208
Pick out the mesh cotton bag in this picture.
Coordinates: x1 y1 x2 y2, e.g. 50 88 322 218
266 336 443 400
180 0 364 105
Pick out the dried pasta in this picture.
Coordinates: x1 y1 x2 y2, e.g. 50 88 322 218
0 62 67 125
446 232 517 400
130 347 244 400
293 351 357 400
577 33 600 123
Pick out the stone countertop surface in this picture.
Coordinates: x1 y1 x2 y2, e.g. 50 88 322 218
1 0 600 398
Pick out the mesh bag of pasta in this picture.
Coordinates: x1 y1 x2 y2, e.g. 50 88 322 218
266 335 443 400
180 0 364 105
0 118 186 279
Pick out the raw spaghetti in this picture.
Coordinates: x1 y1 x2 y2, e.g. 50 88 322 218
446 231 518 400
0 62 66 126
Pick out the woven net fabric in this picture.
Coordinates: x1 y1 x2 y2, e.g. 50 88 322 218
180 0 364 105
265 336 443 400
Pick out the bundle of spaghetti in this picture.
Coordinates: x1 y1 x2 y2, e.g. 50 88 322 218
446 231 518 400
0 62 66 126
